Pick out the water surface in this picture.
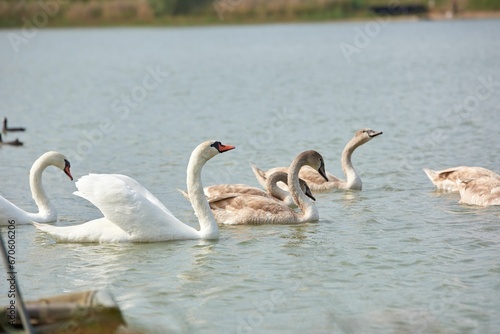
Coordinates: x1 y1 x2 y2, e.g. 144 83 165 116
1 19 500 333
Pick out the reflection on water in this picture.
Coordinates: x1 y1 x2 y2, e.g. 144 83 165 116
0 18 499 333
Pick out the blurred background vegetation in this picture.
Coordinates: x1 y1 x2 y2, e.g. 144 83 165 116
0 0 498 28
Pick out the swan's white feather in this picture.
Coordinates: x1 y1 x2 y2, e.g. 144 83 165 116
74 174 174 216
33 218 131 243
68 174 199 242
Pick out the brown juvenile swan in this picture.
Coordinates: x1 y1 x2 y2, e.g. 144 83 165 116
179 170 315 208
456 177 500 206
423 166 500 192
252 128 382 192
209 150 328 225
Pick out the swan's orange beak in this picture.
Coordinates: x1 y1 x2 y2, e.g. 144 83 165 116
218 144 235 153
64 160 74 181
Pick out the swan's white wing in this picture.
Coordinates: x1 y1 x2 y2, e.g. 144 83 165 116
33 218 132 243
108 174 175 215
74 174 198 241
75 174 173 216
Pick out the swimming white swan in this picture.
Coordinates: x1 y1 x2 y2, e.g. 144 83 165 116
209 150 327 225
423 166 500 192
252 128 382 192
33 140 235 243
179 170 315 208
0 151 73 226
456 177 500 206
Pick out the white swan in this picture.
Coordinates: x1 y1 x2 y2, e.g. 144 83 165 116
423 166 500 192
33 140 235 243
0 151 73 226
252 128 382 192
179 170 315 208
456 177 500 206
209 150 328 225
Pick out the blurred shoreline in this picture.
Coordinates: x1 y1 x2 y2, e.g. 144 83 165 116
0 0 499 29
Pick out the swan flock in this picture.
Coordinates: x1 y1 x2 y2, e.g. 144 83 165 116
2 129 498 243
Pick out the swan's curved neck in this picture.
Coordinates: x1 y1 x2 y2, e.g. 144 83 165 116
288 157 318 222
341 137 362 190
266 174 289 201
29 157 55 216
186 151 219 239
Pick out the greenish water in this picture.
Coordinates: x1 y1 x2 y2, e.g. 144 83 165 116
1 19 499 333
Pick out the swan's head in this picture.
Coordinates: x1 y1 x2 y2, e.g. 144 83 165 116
40 151 74 181
301 150 328 182
356 128 383 145
198 140 236 161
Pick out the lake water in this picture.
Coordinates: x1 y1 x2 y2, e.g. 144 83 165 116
1 18 500 333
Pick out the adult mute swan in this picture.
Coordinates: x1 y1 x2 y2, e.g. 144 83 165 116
179 170 315 208
0 151 73 226
33 140 235 243
209 150 327 225
456 177 500 206
423 166 500 192
252 128 382 192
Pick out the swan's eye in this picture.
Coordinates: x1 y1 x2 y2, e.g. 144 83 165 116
210 141 222 150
